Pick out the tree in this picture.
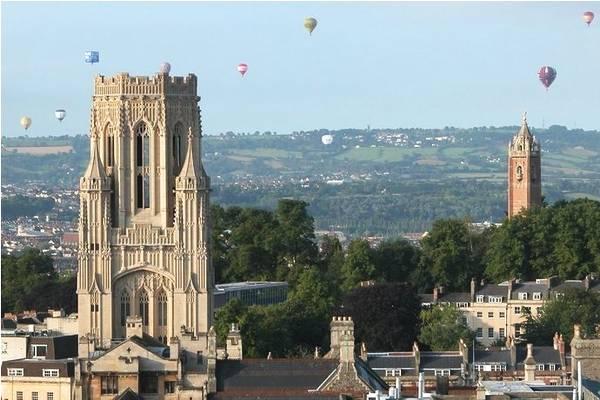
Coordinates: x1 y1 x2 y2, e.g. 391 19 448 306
274 199 318 268
341 239 376 291
419 305 475 351
522 288 600 346
373 238 421 283
420 219 485 291
340 283 421 351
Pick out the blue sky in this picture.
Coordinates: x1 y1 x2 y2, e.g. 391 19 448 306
2 1 599 137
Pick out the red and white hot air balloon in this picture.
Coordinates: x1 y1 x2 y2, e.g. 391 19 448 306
583 11 594 26
237 63 248 77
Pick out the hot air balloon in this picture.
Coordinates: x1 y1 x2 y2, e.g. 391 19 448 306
20 116 32 130
55 109 66 122
84 51 100 65
538 66 557 90
583 11 594 26
159 62 171 74
304 17 318 35
237 63 248 77
321 134 333 145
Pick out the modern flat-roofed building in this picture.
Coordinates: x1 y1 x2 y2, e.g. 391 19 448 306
213 281 288 310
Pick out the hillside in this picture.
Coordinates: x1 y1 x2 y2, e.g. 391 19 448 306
3 125 600 235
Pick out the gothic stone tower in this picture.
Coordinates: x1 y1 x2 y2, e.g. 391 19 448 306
77 72 212 348
507 113 542 218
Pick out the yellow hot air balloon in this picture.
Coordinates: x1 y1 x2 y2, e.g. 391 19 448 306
304 17 318 35
20 116 32 130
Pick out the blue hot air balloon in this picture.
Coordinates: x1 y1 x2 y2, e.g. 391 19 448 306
84 51 100 65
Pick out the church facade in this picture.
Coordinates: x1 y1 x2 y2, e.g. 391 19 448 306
507 114 542 218
76 71 215 399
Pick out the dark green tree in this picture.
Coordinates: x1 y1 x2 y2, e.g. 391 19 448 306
341 239 376 291
419 305 475 350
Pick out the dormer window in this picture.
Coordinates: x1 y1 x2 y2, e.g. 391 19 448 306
518 292 528 300
533 292 541 300
31 344 48 359
489 296 503 303
476 295 485 303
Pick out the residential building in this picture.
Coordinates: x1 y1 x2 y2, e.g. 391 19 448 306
0 334 78 400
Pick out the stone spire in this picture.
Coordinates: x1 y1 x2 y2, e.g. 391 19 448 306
178 128 199 179
83 136 107 180
516 111 533 139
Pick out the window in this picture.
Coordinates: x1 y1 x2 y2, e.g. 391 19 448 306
136 123 149 167
492 364 507 372
139 290 149 326
499 328 505 338
47 393 54 400
457 302 469 308
549 364 556 371
140 373 158 393
101 376 118 395
488 328 494 338
489 296 503 303
499 312 506 318
157 291 167 326
476 328 483 338
32 344 48 359
488 312 494 318
105 124 114 167
537 364 545 371
533 292 542 300
522 306 531 314
32 392 39 400
42 369 59 377
536 307 542 315
555 293 564 299
476 295 484 303
518 292 528 300
515 324 521 337
8 368 24 376
17 392 23 400
173 122 184 173
120 291 131 326
165 381 176 394
434 369 450 376
476 311 483 318
514 307 521 314
136 175 150 209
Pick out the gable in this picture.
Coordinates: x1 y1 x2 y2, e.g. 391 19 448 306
90 337 177 373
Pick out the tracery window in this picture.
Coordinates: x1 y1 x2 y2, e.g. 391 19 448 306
139 290 149 326
173 122 184 173
105 124 114 167
157 291 168 326
120 291 130 326
136 122 150 209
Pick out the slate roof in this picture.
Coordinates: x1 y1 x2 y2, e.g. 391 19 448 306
420 354 464 369
476 284 507 298
2 319 17 330
438 292 471 303
354 357 388 391
510 283 548 300
367 353 415 369
216 359 339 393
474 349 512 365
516 346 562 365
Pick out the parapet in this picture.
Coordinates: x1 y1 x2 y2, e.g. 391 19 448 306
94 72 197 97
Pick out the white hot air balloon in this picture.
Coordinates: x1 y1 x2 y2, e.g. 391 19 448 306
321 134 333 145
159 62 171 74
55 109 66 122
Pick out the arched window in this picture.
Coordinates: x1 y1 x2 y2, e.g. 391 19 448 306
139 290 149 326
516 165 523 181
173 123 184 173
105 124 114 167
136 122 149 168
120 291 130 326
135 122 150 209
157 291 168 327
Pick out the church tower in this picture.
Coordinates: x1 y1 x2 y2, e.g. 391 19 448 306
77 71 212 348
507 113 542 218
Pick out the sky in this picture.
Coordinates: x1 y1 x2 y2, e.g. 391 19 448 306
1 1 599 137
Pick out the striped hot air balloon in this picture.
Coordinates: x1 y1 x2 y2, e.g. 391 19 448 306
237 63 248 77
538 66 557 91
583 11 594 26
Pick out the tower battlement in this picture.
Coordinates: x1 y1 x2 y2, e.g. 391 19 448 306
94 72 197 97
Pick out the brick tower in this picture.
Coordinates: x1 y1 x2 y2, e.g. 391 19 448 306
507 113 542 218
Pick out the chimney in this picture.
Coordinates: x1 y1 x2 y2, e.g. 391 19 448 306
360 342 368 361
470 278 477 302
506 336 516 369
125 316 143 339
339 328 355 363
169 337 180 361
267 351 272 359
433 287 439 303
574 324 582 340
325 316 354 359
314 346 321 359
413 342 421 373
508 278 514 300
553 332 559 350
584 275 591 290
524 343 537 381
458 338 469 366
226 323 243 360
557 334 566 369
